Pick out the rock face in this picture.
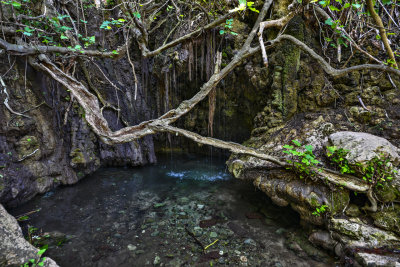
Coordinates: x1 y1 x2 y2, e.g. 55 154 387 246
328 131 400 166
0 54 156 207
0 204 58 266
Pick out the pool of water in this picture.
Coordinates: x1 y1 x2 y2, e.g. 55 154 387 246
10 153 335 266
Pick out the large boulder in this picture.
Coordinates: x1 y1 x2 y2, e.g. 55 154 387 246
328 131 400 166
0 204 58 267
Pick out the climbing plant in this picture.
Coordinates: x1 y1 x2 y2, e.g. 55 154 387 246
283 140 321 179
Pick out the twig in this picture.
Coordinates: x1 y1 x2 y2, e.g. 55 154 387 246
358 95 370 111
125 30 138 100
17 149 39 162
185 227 204 250
0 76 31 118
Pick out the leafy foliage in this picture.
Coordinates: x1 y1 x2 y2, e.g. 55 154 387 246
327 146 398 188
283 140 321 179
326 146 354 174
312 204 329 216
219 19 237 36
21 245 48 267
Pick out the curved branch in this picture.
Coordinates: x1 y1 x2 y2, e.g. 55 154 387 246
258 10 298 67
141 10 239 58
266 34 400 77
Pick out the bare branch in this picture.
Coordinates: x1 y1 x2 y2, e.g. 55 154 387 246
141 11 239 58
0 37 128 58
266 34 400 77
0 75 32 119
258 10 298 67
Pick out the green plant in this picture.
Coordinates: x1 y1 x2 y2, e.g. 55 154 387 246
238 0 259 13
219 19 238 36
312 204 329 216
357 155 398 188
21 245 48 267
283 140 321 179
327 147 397 188
326 146 354 174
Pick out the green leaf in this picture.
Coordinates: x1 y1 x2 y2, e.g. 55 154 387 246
324 18 334 25
134 12 141 18
305 145 314 152
329 5 340 11
292 140 301 147
219 30 225 35
11 1 21 7
17 215 29 221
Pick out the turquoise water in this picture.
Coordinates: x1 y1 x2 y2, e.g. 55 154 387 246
10 154 334 266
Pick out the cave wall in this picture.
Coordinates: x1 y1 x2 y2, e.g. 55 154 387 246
0 54 156 207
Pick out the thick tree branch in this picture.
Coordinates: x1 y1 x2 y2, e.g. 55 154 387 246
0 37 128 58
266 34 400 77
258 10 298 67
366 0 398 68
151 124 369 192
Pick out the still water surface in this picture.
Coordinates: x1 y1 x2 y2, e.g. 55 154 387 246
11 154 335 266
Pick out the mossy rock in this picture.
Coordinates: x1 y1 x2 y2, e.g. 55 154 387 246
227 160 245 178
70 148 87 165
371 206 400 235
375 183 400 203
345 204 362 217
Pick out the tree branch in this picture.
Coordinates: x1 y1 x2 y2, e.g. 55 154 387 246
266 34 400 77
141 11 239 58
0 37 128 58
366 0 398 68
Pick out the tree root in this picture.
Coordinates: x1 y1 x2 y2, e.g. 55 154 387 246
363 188 378 213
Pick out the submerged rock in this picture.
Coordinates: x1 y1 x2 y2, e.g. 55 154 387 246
0 204 58 266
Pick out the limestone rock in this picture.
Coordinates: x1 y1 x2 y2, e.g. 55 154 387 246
328 131 400 166
0 204 59 267
330 217 400 248
355 252 400 267
254 170 349 225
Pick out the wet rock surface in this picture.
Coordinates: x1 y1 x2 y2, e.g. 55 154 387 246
9 154 334 267
0 54 156 208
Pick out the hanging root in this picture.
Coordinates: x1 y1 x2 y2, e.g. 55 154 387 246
0 75 32 119
207 52 222 137
363 188 378 212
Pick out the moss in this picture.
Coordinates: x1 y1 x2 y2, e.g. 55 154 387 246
375 183 400 202
307 192 321 208
330 189 350 215
223 106 235 117
371 206 400 235
227 160 244 178
278 16 304 119
70 148 86 165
